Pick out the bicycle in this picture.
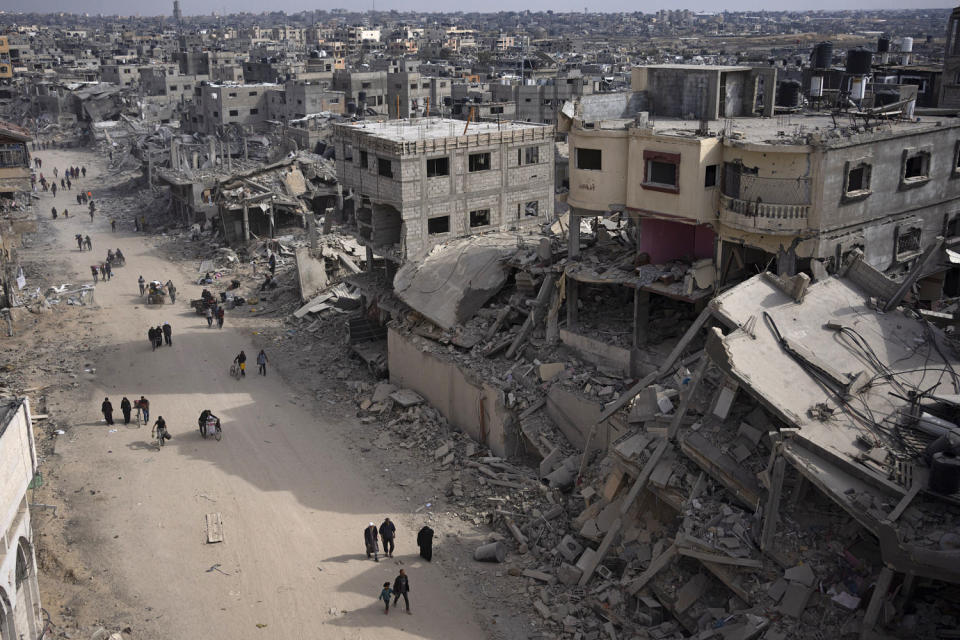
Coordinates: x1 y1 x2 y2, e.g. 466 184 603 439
230 363 241 379
152 426 166 450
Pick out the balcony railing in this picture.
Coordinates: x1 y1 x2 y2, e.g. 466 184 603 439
719 194 810 234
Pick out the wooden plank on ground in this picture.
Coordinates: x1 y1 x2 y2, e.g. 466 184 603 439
206 512 224 543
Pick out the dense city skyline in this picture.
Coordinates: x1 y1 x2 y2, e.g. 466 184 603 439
0 0 956 17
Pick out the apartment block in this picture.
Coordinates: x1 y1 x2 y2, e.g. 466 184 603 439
385 72 452 118
100 63 138 87
0 36 12 80
332 70 388 115
186 83 279 133
334 118 555 263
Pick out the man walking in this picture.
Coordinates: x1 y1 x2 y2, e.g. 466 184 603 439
166 280 176 304
84 236 92 251
76 234 83 251
364 522 380 562
91 265 99 284
105 261 112 280
269 252 277 276
217 305 224 329
379 518 396 558
148 326 158 351
257 350 268 375
120 397 132 424
392 570 411 614
138 275 146 296
206 306 213 327
417 525 434 561
101 397 114 425
162 322 172 347
137 396 150 423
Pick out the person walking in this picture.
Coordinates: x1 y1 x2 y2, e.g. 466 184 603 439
379 582 394 615
138 276 146 296
217 305 224 329
101 398 114 425
105 261 112 280
233 350 247 377
51 182 57 197
417 525 434 561
53 167 58 178
51 206 57 219
162 322 172 347
166 280 176 304
63 208 68 218
154 326 163 350
81 166 86 177
89 207 94 222
60 178 65 189
148 326 158 351
137 396 150 423
76 193 82 206
76 234 83 251
84 236 92 251
90 265 99 284
120 397 132 425
379 518 396 558
205 306 213 328
257 349 268 376
66 177 71 190
364 522 380 562
99 264 106 281
268 252 277 276
392 570 411 614
111 219 116 232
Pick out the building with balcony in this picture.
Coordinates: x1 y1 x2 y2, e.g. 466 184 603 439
334 118 554 265
562 64 960 373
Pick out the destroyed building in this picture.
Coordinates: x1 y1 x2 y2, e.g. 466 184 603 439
333 117 555 265
0 120 31 310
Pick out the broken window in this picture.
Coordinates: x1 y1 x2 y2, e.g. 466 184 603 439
428 216 450 234
576 147 602 171
490 106 504 114
250 108 259 115
519 145 539 166
901 149 931 189
229 92 237 97
427 157 449 177
378 157 393 178
469 209 491 227
360 150 368 168
524 200 539 217
344 144 353 161
469 152 491 172
704 164 717 188
361 82 371 89
249 91 258 96
228 109 238 116
896 226 922 259
643 151 681 192
0 143 27 168
647 160 677 187
846 163 872 195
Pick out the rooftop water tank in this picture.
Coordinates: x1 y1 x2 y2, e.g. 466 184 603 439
812 41 833 70
776 80 802 107
846 47 873 76
878 36 890 53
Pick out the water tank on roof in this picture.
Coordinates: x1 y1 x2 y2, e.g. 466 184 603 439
346 101 356 114
877 36 890 53
846 47 873 76
873 87 899 106
777 80 802 107
900 37 914 53
812 41 833 70
357 91 367 102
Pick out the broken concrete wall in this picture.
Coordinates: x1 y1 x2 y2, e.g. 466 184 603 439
388 327 515 456
546 385 622 452
294 247 328 303
559 328 631 375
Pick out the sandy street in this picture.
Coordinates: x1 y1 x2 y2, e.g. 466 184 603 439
24 147 495 640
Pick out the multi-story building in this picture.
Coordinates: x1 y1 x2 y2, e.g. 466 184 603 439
563 64 960 361
0 36 12 80
0 398 43 640
345 26 381 55
334 118 555 264
385 72 452 118
267 80 345 120
100 62 138 87
941 6 960 109
185 83 280 133
332 70 388 115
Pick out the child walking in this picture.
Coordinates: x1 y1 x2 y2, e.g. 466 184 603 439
379 582 393 614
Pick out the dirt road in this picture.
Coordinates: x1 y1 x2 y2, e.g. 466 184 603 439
29 148 492 639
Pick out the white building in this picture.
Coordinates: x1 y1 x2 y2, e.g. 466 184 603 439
0 397 42 639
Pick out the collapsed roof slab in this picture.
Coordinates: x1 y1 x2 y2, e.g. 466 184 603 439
705 273 960 583
393 233 526 330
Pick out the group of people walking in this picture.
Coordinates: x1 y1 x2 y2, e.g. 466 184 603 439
90 261 113 284
148 323 173 350
75 234 92 251
101 395 150 425
367 517 435 615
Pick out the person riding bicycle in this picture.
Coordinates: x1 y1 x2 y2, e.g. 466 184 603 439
198 409 221 437
152 416 172 442
233 351 247 377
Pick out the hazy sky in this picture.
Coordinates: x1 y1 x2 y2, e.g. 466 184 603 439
2 0 957 16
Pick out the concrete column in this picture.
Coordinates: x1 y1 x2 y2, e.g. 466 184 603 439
566 278 579 330
242 203 250 242
568 209 581 259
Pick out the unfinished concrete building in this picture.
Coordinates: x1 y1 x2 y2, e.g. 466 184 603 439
385 72 452 118
333 118 555 264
